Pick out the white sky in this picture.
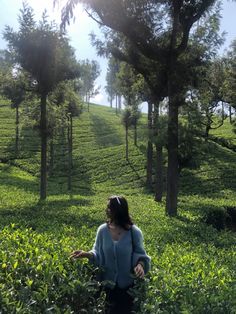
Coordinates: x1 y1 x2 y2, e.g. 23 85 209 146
0 0 236 109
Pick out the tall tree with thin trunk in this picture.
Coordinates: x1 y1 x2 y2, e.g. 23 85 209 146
4 4 80 200
105 57 119 108
146 100 154 189
196 58 228 139
224 40 236 117
122 107 132 161
58 0 222 215
79 59 100 111
115 62 142 145
1 71 28 156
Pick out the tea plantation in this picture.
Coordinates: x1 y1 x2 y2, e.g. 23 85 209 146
0 102 236 313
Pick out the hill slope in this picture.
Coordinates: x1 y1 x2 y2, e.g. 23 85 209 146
0 101 236 313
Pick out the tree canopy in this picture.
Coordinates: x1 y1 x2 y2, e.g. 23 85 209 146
56 0 225 215
3 3 80 200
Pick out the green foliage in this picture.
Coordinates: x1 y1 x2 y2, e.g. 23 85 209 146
178 109 205 171
224 39 236 109
79 59 100 103
3 3 80 96
0 102 236 312
202 206 230 230
105 57 120 106
48 81 83 135
0 224 104 313
121 107 133 128
1 71 27 108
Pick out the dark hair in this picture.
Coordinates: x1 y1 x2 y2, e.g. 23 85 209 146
106 195 133 230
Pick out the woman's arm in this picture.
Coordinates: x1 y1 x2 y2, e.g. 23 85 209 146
132 226 151 275
88 225 104 265
70 250 93 259
70 225 103 262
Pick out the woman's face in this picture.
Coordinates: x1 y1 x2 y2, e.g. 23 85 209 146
106 202 112 219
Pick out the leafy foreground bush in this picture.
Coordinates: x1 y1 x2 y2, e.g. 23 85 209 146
0 224 105 313
1 212 236 313
143 241 236 313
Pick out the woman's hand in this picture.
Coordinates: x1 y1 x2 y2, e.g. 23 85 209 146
70 250 93 259
134 263 145 279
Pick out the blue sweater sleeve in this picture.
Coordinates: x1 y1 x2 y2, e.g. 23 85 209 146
89 225 103 265
132 226 151 274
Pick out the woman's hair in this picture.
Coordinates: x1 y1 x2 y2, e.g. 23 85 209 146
106 195 133 230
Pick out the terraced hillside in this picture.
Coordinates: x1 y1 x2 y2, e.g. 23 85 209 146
0 103 148 195
0 101 236 313
1 102 235 200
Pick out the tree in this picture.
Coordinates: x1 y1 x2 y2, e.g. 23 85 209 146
4 4 80 200
195 58 228 139
48 81 82 188
115 62 142 145
224 39 236 119
1 70 29 155
178 99 205 171
0 51 28 156
105 57 119 108
65 86 82 191
79 59 100 111
121 107 133 161
0 49 12 84
91 32 168 196
58 0 223 216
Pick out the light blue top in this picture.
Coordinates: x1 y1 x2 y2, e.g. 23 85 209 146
89 223 151 289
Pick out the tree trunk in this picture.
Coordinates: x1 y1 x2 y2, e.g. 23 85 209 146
166 101 179 216
221 101 224 123
67 115 73 191
118 95 122 111
40 93 47 200
15 104 19 156
165 1 181 216
155 143 163 202
229 105 232 124
70 115 73 164
87 94 90 112
205 121 211 140
110 95 113 108
125 124 128 161
49 136 54 175
134 120 137 146
146 101 153 189
116 94 118 115
154 102 163 202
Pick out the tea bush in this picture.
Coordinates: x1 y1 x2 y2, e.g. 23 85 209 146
202 207 230 230
0 103 236 313
0 224 105 313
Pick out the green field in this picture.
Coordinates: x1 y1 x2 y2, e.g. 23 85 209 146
0 102 236 313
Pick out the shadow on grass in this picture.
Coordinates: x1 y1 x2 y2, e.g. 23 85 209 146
145 210 236 254
137 143 147 157
48 154 94 196
180 143 236 198
90 113 123 148
3 122 41 164
0 163 38 192
18 125 41 157
0 197 101 232
127 160 146 185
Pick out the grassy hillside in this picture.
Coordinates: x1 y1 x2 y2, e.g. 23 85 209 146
0 101 236 313
210 118 236 145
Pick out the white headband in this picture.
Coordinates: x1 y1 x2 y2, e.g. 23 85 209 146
116 196 121 205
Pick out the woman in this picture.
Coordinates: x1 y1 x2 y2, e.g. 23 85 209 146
71 195 150 313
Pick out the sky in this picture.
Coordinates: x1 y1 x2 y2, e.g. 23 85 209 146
0 0 236 109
